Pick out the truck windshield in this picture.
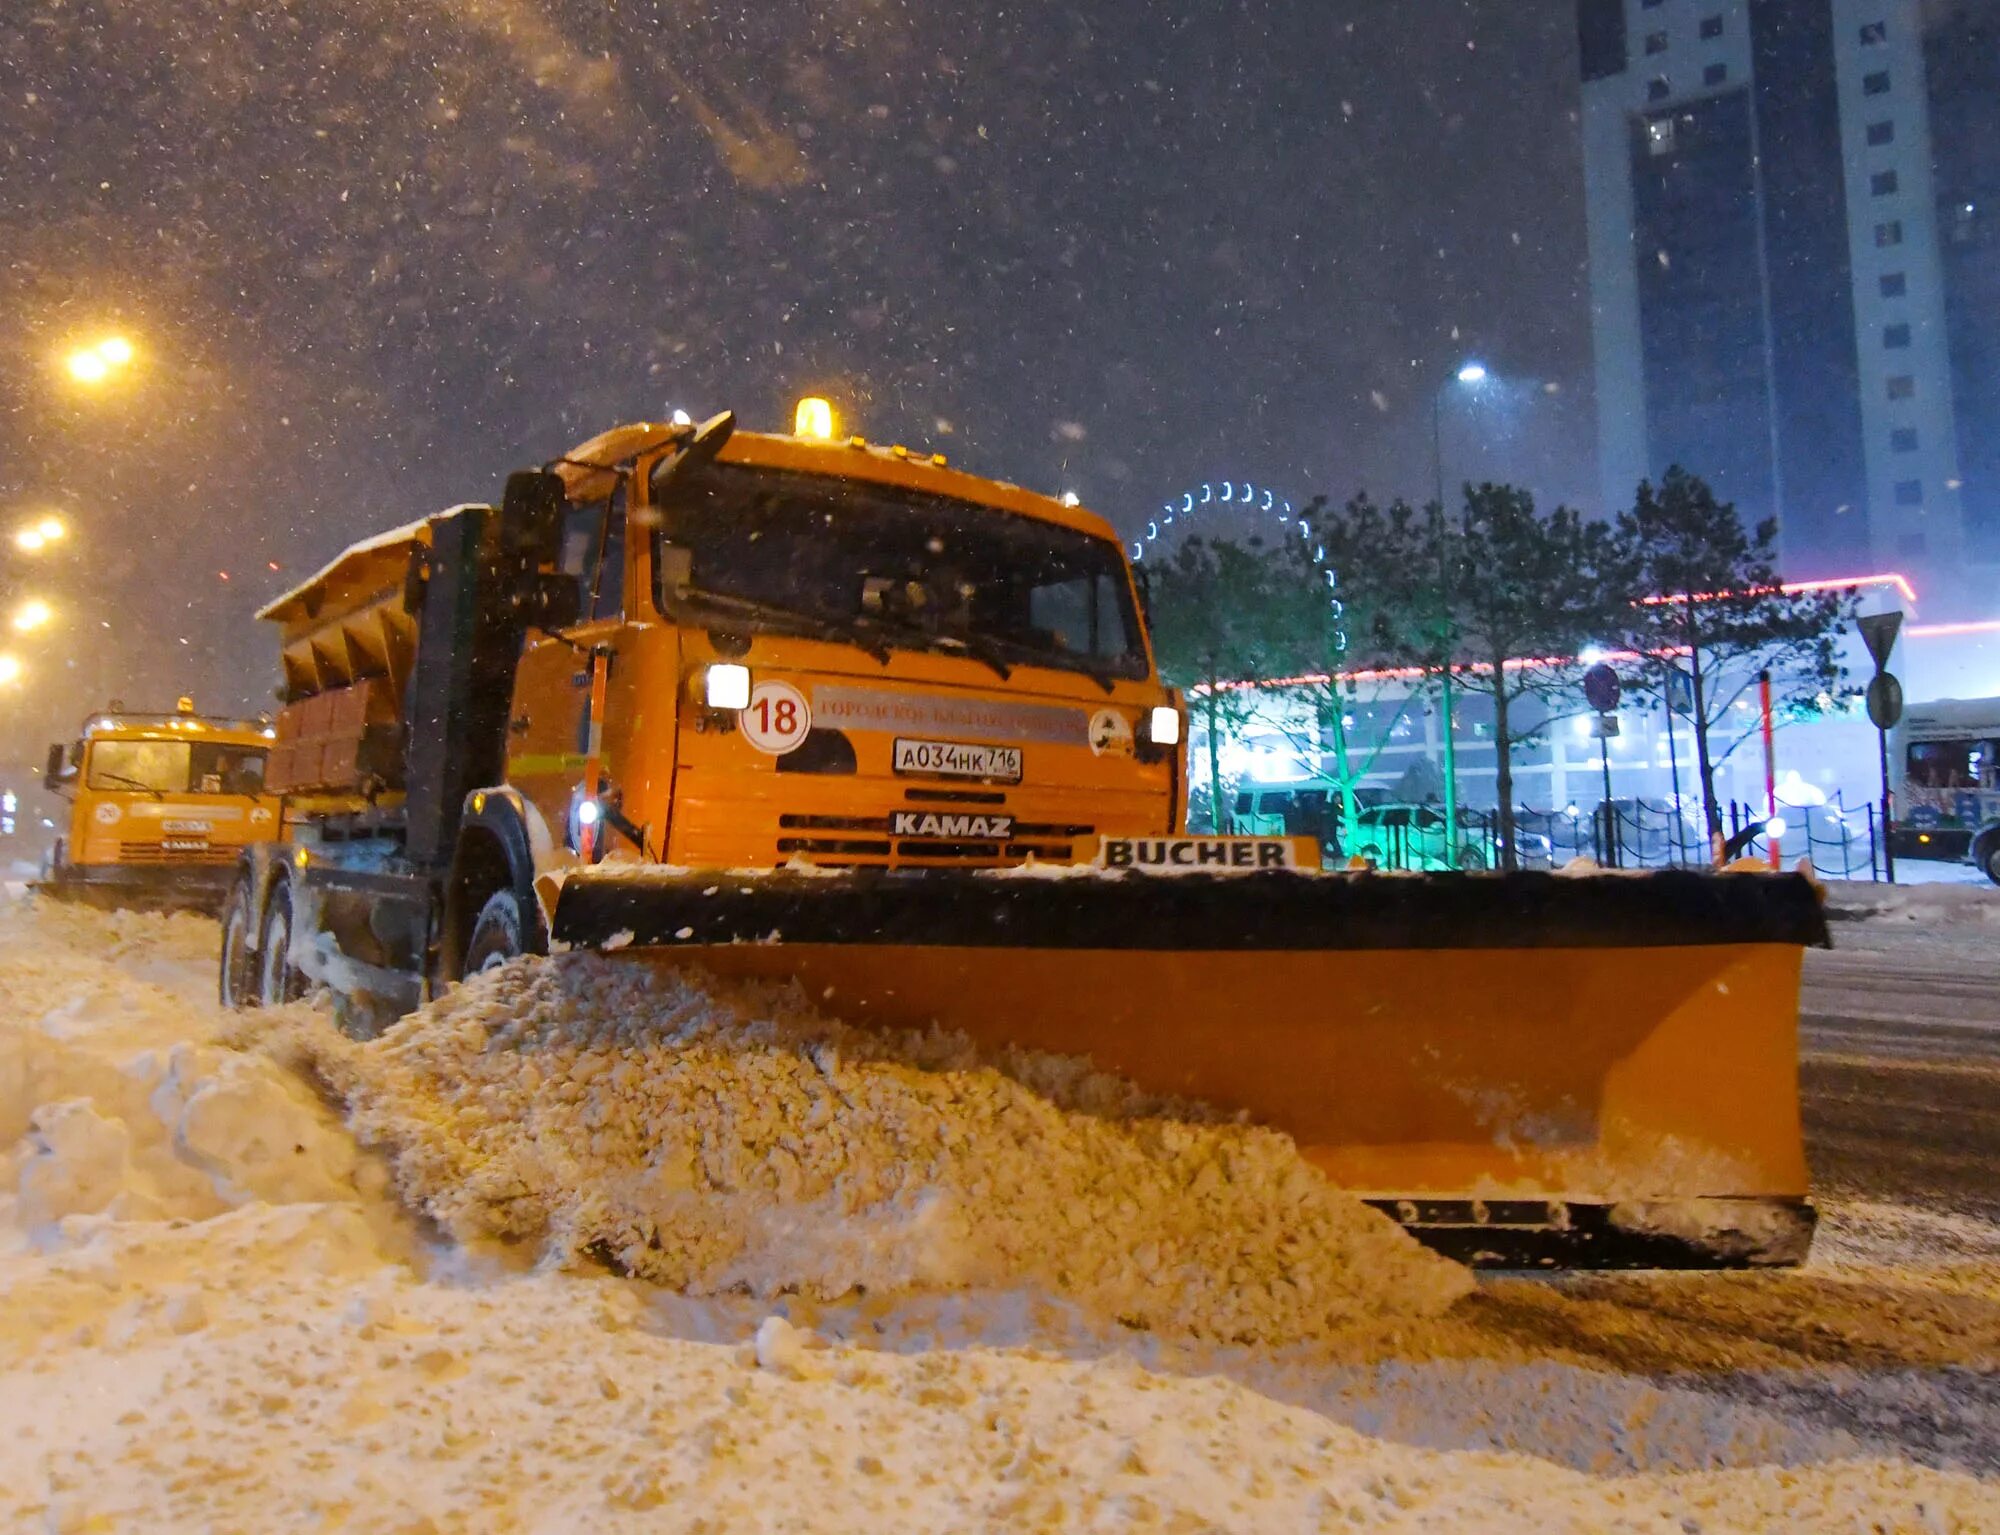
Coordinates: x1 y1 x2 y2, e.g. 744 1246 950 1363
87 740 269 795
654 463 1148 681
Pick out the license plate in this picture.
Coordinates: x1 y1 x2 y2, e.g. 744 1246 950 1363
890 810 1015 840
892 738 1023 783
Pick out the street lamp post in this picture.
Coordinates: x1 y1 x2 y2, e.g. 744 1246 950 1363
1427 363 1486 860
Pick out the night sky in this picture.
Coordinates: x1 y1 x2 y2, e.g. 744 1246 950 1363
0 0 1591 742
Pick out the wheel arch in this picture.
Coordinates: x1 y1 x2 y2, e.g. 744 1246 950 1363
440 789 546 982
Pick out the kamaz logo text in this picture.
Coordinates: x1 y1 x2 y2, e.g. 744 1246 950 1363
890 811 1015 840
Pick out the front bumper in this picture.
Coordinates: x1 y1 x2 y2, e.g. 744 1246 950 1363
36 860 239 914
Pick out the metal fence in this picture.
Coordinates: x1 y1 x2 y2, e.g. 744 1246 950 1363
1214 796 1890 878
1434 798 1888 879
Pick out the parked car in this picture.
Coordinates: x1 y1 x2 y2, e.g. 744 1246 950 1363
1233 782 1390 855
1350 803 1548 871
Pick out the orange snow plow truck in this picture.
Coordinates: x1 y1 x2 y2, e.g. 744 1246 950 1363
222 408 1828 1269
39 699 282 912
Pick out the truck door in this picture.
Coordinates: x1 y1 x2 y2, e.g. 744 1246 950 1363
507 486 628 852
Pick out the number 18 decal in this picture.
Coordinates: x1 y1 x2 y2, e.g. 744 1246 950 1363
742 680 812 755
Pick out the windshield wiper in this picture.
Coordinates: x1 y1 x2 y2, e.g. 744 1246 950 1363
678 588 891 666
855 617 1014 682
93 772 169 800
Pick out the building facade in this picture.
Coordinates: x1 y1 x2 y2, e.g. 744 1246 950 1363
1578 0 1999 614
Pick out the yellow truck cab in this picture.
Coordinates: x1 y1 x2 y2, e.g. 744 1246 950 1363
41 700 282 911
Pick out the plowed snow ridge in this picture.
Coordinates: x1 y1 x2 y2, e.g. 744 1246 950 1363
259 954 1473 1343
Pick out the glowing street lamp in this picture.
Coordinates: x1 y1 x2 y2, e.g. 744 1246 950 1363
12 514 66 554
63 335 136 387
12 599 52 634
1455 362 1489 386
0 655 22 686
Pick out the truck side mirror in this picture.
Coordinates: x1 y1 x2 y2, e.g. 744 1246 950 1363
525 573 583 633
501 469 567 568
44 743 66 792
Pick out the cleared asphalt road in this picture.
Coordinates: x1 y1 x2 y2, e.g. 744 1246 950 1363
1801 939 2000 1222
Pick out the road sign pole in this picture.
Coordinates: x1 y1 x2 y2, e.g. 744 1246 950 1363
1759 670 1778 869
1598 732 1615 867
1857 612 1905 885
1878 724 1896 884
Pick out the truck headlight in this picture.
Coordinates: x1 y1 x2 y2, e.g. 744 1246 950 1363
705 663 751 710
1147 705 1181 747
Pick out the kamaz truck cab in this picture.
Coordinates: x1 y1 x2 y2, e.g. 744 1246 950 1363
40 699 282 911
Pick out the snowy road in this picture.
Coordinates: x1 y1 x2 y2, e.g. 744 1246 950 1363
3 893 1997 1529
1804 944 2000 1224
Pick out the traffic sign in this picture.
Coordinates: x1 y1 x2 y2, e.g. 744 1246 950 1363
1589 714 1622 739
1582 662 1621 714
1858 611 1903 673
1866 670 1904 731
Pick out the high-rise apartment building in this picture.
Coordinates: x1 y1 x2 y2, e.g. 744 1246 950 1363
1578 0 1998 613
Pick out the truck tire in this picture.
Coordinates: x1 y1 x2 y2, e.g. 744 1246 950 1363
1982 838 2000 888
259 882 305 1006
463 889 528 975
219 877 261 1009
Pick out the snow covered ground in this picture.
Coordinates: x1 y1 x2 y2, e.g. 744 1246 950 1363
0 890 1995 1530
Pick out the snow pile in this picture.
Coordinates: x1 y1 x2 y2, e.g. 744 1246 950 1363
257 954 1474 1344
0 898 384 1247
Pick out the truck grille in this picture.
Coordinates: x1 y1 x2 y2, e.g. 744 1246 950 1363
774 812 1092 868
117 841 237 866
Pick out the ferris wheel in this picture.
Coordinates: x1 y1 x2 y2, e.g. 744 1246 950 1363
1130 480 1346 651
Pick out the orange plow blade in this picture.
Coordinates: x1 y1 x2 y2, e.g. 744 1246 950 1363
551 867 1828 1268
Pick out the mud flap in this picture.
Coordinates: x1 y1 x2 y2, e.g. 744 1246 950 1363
551 866 1830 1270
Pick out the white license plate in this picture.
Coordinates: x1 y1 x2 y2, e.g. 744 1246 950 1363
891 738 1023 783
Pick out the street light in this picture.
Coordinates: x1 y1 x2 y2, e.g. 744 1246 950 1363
0 655 22 686
12 599 52 634
63 335 135 388
1428 361 1492 856
12 514 66 554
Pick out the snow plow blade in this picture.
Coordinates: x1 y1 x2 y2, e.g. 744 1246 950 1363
550 867 1829 1270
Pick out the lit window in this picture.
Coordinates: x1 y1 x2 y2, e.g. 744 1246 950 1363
1884 322 1911 348
1863 70 1891 95
1891 427 1919 452
1887 374 1915 400
1647 117 1677 155
1860 20 1887 44
1704 62 1727 85
1700 14 1724 38
1645 30 1669 53
1880 271 1907 297
1871 169 1899 196
1866 119 1894 145
1895 479 1923 506
1648 75 1672 100
1875 219 1904 246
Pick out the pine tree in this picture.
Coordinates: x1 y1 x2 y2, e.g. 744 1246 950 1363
1146 536 1285 831
1614 468 1857 843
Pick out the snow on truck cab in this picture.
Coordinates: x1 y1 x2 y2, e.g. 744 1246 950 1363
37 699 282 912
1890 695 2000 884
222 405 1831 1271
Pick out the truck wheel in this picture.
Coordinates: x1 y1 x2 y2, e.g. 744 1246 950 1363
464 890 527 975
219 878 261 1009
1983 839 2000 888
259 883 305 1005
